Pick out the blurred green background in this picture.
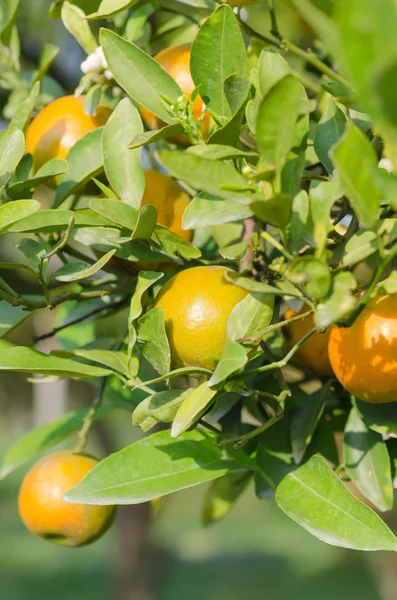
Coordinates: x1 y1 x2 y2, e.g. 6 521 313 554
0 1 395 599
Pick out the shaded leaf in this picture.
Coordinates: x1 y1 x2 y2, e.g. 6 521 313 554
132 388 192 432
171 382 217 438
137 307 170 376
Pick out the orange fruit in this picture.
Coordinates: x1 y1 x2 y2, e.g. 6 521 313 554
284 304 333 377
141 170 192 242
25 95 110 171
18 451 115 547
140 45 210 144
328 294 397 403
154 266 248 370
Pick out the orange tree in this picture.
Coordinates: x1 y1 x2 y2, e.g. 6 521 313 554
1 0 397 552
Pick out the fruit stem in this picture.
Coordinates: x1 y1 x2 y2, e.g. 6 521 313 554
75 378 107 454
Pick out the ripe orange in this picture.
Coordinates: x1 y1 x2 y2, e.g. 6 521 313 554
18 451 115 547
141 170 192 242
140 45 210 144
284 305 333 377
154 266 248 370
25 95 110 171
328 294 397 403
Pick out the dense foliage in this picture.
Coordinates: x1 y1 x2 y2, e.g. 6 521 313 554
1 0 397 552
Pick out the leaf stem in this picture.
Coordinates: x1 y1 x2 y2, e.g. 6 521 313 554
238 309 313 344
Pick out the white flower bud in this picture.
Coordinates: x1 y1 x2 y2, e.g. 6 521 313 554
104 69 114 81
80 60 90 74
379 157 394 173
112 86 122 97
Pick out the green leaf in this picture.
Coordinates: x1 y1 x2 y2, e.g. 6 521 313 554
0 344 111 378
7 159 67 199
344 404 393 512
65 429 235 504
291 386 329 465
89 198 138 230
276 455 397 551
256 76 303 173
202 470 251 526
61 1 98 54
101 29 181 124
54 249 116 282
171 382 218 438
182 192 252 229
256 415 295 495
102 98 144 209
9 81 40 132
8 208 113 233
219 240 248 261
0 127 24 194
356 398 397 437
250 193 292 228
154 224 201 260
225 271 296 296
128 124 184 149
226 293 274 343
188 145 257 162
132 388 192 432
258 48 292 99
130 205 157 241
137 307 170 376
332 122 380 227
314 272 356 328
335 0 397 159
208 340 247 388
55 127 104 206
208 79 250 147
0 405 115 479
0 301 30 337
158 150 247 202
71 348 128 375
190 5 247 119
0 199 40 233
32 43 60 85
314 96 347 173
87 0 138 19
288 190 309 255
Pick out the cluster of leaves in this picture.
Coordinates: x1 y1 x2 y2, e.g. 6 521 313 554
1 0 397 552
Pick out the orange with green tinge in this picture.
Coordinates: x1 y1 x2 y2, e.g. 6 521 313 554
284 304 333 377
25 95 110 171
328 294 397 403
140 45 211 144
18 451 115 547
154 266 248 371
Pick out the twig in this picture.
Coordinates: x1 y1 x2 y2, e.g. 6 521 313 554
238 309 313 344
74 378 107 453
33 296 129 343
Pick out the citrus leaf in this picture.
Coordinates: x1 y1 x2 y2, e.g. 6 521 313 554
132 388 192 432
0 199 40 233
356 399 397 437
8 208 114 233
89 198 138 230
0 344 111 378
137 307 171 376
102 98 144 209
54 249 116 281
55 127 104 206
61 1 98 53
344 404 393 512
101 28 181 123
314 95 346 173
171 382 218 438
7 158 67 199
332 122 380 227
208 339 247 388
0 127 25 194
202 470 251 526
291 385 329 465
182 192 253 229
227 293 274 343
191 5 247 119
256 75 303 173
65 429 235 504
0 301 30 337
128 123 184 149
87 0 138 19
9 81 40 132
276 455 397 551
